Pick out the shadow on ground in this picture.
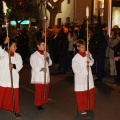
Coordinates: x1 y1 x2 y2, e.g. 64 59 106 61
94 81 114 98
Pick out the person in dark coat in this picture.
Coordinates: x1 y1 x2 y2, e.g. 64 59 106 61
18 28 29 63
78 19 86 40
58 27 69 73
49 27 60 64
90 12 107 82
36 28 43 40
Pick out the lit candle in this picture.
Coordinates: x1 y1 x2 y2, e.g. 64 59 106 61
86 6 89 18
2 1 7 15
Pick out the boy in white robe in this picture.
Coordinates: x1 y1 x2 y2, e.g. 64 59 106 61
30 39 52 111
0 37 23 118
72 39 94 115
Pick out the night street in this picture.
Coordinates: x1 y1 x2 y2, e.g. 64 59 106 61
0 64 120 120
0 0 120 120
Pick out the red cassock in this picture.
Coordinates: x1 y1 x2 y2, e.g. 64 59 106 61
0 86 20 112
75 88 94 112
34 84 49 106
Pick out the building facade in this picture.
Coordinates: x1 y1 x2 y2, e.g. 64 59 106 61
36 0 120 30
38 0 107 27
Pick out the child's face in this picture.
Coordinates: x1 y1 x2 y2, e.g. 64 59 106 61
10 43 17 53
116 35 120 41
37 42 45 51
77 45 85 52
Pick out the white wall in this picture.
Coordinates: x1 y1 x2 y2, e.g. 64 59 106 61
55 0 74 25
43 0 74 26
35 0 111 27
38 0 92 27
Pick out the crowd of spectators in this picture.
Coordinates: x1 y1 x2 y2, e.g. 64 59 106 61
0 23 120 84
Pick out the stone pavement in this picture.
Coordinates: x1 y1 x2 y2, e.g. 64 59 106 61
0 87 74 120
0 64 120 120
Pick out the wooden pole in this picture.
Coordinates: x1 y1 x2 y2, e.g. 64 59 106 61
4 11 15 114
43 0 48 100
86 6 90 109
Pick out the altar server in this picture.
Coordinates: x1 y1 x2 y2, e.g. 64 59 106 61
0 37 23 118
72 39 94 114
30 39 52 111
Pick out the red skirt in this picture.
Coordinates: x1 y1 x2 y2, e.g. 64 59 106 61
75 88 94 112
34 84 49 106
0 86 20 112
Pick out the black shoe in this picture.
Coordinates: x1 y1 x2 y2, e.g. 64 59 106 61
14 112 22 119
86 110 94 116
37 106 44 111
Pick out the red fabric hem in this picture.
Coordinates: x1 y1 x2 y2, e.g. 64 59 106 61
34 84 49 106
75 88 94 112
0 86 20 112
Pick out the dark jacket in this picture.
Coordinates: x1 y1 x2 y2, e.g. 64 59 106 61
113 41 120 57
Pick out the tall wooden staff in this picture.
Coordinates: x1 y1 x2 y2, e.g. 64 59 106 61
86 6 90 109
43 0 48 100
2 1 15 113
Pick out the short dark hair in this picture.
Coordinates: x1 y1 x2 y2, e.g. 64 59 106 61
76 39 86 47
9 39 17 47
36 39 45 46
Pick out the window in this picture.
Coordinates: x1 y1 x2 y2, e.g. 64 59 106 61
10 20 30 25
68 0 70 4
93 0 104 16
57 18 61 26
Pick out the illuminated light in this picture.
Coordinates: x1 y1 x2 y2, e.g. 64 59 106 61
86 6 89 18
2 1 7 15
112 7 120 27
2 25 6 28
10 21 16 25
19 1 23 5
10 20 30 25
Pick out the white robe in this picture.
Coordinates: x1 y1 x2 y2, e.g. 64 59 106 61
30 51 52 84
72 52 94 91
0 46 23 88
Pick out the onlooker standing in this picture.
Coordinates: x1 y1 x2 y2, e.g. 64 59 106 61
68 32 74 69
112 32 120 85
108 29 117 76
28 27 36 54
50 27 60 64
58 27 69 73
90 27 107 82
